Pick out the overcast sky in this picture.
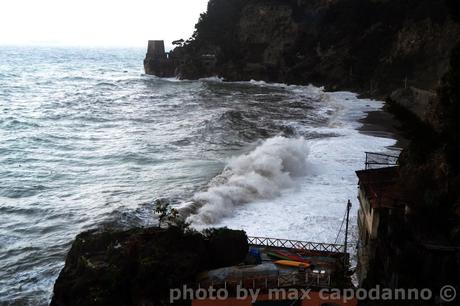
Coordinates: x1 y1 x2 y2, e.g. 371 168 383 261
0 0 209 48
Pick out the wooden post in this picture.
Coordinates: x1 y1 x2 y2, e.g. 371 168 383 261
344 200 352 254
343 200 352 275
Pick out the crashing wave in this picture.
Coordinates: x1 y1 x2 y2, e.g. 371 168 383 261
180 136 310 224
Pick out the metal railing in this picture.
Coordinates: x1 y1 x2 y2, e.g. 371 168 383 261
198 270 332 290
365 152 400 170
247 236 344 253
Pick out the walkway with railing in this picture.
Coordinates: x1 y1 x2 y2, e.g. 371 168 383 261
247 236 344 253
196 237 348 291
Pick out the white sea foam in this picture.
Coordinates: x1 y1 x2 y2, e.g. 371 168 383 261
184 136 310 224
188 88 399 253
198 76 224 82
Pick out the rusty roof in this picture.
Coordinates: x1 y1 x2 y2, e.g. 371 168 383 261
355 166 405 209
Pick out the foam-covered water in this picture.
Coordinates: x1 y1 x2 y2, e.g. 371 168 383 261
183 136 310 224
0 47 399 305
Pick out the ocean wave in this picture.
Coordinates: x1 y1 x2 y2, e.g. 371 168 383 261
199 76 224 82
182 136 310 224
96 81 118 87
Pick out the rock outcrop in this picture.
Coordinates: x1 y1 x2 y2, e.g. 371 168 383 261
50 227 248 306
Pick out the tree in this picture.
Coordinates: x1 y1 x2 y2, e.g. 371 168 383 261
167 208 192 232
172 39 185 47
153 199 191 231
154 198 170 228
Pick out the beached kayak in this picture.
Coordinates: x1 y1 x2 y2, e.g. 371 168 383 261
274 260 311 268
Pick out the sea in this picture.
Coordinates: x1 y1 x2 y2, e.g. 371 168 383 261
0 46 400 305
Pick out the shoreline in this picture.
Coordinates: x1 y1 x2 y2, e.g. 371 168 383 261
358 108 409 150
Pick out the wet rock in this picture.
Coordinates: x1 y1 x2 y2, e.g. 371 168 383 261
50 227 248 306
390 87 437 122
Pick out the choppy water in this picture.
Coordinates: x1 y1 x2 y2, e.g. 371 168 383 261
0 46 399 305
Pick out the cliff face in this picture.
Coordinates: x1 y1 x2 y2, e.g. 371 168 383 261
50 227 248 306
396 43 460 237
175 0 460 121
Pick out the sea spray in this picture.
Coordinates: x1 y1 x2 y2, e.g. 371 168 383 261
184 136 310 224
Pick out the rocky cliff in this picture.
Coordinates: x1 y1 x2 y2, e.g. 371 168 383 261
180 3 454 86
50 227 248 306
168 0 459 122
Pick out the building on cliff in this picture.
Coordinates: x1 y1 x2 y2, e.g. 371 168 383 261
355 152 405 285
355 169 405 284
356 152 402 238
355 152 460 304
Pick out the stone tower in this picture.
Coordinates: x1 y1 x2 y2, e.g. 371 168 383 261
143 40 175 77
146 40 166 59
